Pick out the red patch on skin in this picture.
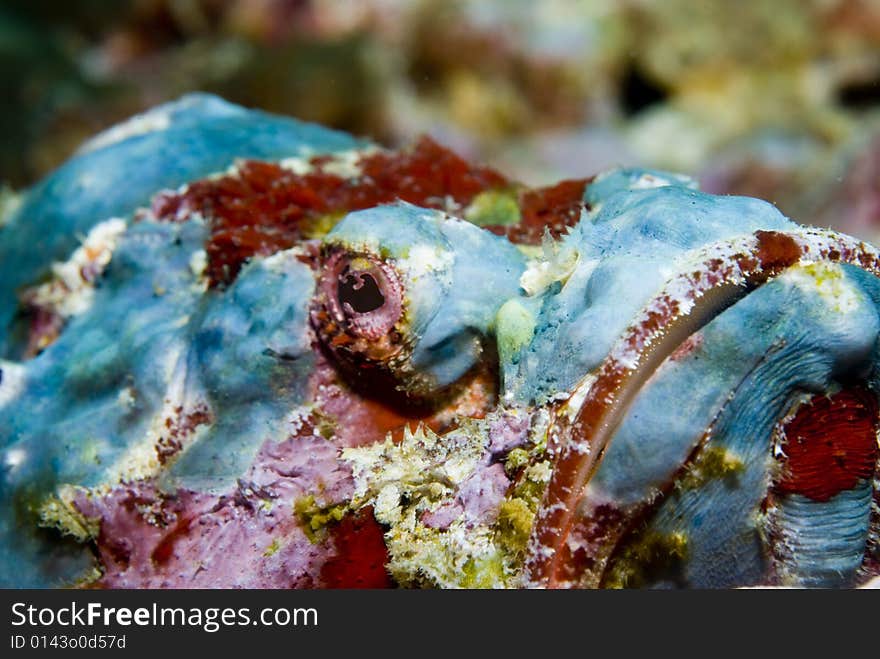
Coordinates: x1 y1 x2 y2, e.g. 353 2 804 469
356 136 508 208
554 530 597 578
154 137 509 287
776 387 879 502
150 515 194 565
487 178 591 245
317 378 442 446
152 138 594 287
320 507 392 588
156 404 213 464
754 230 801 272
309 349 496 447
583 504 627 543
622 296 680 358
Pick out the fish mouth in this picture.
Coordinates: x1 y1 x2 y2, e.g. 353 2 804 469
526 228 880 588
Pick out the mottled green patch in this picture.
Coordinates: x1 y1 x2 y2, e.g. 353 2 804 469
495 299 536 366
676 445 744 491
464 189 521 227
603 530 689 589
311 410 338 441
293 495 349 544
504 448 530 474
460 555 507 589
512 460 552 507
494 498 534 557
343 424 487 522
304 211 345 239
382 521 510 589
38 488 100 542
340 413 556 588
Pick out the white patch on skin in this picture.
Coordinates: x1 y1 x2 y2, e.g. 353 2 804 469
278 154 315 175
629 171 697 191
3 447 25 470
0 186 21 228
104 349 209 484
343 423 486 507
189 249 207 279
320 147 378 178
778 262 862 314
525 460 553 485
279 146 379 178
261 248 302 272
0 360 27 409
117 386 137 409
75 106 173 155
374 484 403 524
527 407 553 453
25 218 127 319
283 405 313 437
344 410 551 587
519 235 583 297
400 243 454 279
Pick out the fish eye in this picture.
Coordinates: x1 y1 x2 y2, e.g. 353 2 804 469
312 249 405 366
338 269 385 314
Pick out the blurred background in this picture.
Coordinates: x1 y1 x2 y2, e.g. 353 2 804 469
3 0 880 238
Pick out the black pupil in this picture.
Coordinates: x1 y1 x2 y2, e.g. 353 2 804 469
338 271 385 313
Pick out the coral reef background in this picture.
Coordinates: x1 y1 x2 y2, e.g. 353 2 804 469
3 0 880 237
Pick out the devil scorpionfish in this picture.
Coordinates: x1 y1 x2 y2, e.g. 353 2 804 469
1 95 879 589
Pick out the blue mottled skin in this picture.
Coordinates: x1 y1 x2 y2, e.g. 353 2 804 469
506 168 795 404
174 250 315 492
0 215 316 586
0 97 878 588
0 93 361 358
503 170 880 587
0 96 350 586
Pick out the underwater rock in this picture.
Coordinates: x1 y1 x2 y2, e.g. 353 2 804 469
1 95 879 588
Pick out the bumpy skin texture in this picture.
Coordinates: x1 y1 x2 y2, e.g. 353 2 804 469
1 96 879 588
